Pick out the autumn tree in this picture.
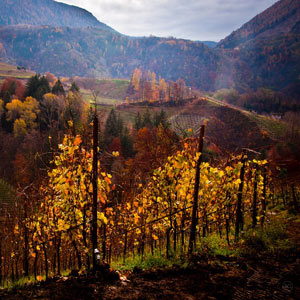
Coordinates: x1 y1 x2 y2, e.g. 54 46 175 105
0 99 4 118
40 93 66 137
0 78 25 103
131 69 142 92
63 91 84 135
159 78 168 101
6 97 40 137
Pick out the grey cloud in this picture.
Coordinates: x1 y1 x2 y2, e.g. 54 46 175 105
60 0 278 41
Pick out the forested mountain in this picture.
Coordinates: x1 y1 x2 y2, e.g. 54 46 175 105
0 0 227 91
0 25 227 90
0 0 113 30
226 31 300 94
218 0 300 95
0 0 300 97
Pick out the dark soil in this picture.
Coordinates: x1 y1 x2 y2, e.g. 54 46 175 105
0 251 299 300
1 220 299 300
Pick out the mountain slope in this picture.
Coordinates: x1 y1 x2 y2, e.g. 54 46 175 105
228 32 300 93
215 0 300 96
0 0 113 31
0 25 226 90
1 0 300 98
218 0 300 49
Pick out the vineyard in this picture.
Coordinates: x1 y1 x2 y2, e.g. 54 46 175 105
0 119 299 290
1 0 300 297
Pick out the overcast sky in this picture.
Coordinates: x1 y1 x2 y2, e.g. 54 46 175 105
59 0 278 41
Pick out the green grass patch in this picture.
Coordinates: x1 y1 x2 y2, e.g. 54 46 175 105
239 216 296 256
81 90 122 105
247 114 288 140
0 62 35 79
1 274 38 290
112 251 176 271
204 96 225 107
190 232 239 259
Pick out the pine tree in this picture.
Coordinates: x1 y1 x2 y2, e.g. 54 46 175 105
134 112 143 131
52 79 65 96
116 113 123 136
70 82 80 93
142 109 152 128
104 109 119 148
153 109 168 128
121 127 134 158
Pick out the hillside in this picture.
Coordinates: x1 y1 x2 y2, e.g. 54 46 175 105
214 0 300 95
1 0 300 98
0 0 113 31
0 0 222 91
228 32 300 93
115 99 275 154
218 0 300 49
0 25 225 90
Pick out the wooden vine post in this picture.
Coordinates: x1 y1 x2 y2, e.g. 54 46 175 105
92 112 99 272
252 168 258 228
188 125 205 254
261 165 267 227
235 149 246 241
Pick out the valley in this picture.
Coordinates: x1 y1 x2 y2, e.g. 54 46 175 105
0 1 300 299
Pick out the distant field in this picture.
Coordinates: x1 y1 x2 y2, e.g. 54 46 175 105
0 62 128 105
0 62 35 84
110 100 276 152
73 77 129 102
81 88 123 105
